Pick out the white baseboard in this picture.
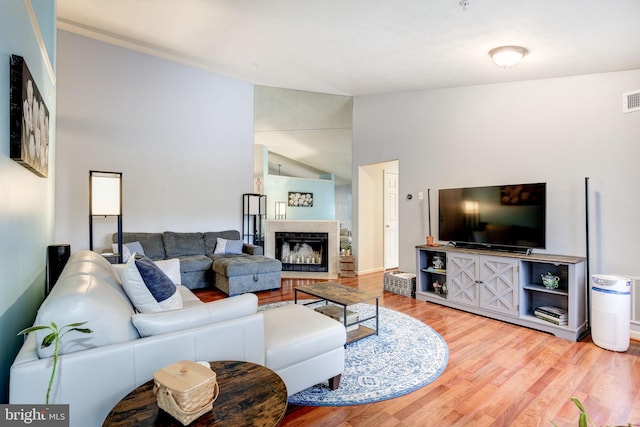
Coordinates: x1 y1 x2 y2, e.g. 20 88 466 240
355 267 384 275
631 323 640 342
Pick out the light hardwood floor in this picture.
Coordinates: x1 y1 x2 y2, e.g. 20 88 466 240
195 272 640 427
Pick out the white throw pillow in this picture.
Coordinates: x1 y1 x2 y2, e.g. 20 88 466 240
153 258 181 285
113 258 181 286
121 254 183 313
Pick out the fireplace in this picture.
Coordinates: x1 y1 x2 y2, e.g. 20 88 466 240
266 220 339 279
275 232 329 272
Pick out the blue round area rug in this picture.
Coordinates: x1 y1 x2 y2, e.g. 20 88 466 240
259 302 449 406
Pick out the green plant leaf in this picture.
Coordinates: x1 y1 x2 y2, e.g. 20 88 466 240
69 328 92 334
571 397 596 427
51 321 58 329
41 332 56 349
17 325 50 335
571 397 586 412
578 413 587 427
65 321 88 328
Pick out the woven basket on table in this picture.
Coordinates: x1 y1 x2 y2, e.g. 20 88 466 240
153 360 219 426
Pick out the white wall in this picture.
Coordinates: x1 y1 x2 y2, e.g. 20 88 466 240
56 31 255 252
254 86 353 226
353 70 640 277
254 86 353 186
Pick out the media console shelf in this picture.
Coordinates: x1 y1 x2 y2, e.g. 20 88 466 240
416 245 587 341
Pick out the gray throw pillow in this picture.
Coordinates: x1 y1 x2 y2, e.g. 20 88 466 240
114 241 145 262
213 238 244 255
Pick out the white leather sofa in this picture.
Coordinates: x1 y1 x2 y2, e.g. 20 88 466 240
10 250 345 427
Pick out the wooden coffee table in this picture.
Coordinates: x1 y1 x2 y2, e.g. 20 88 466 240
295 282 381 344
103 360 287 427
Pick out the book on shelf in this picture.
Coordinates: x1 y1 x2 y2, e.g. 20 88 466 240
534 312 568 325
426 267 446 274
535 306 568 319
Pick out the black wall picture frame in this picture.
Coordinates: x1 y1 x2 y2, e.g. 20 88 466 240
288 192 314 207
10 54 50 178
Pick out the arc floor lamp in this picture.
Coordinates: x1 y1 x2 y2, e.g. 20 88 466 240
89 170 123 263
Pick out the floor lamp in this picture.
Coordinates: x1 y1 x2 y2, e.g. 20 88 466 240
89 171 123 263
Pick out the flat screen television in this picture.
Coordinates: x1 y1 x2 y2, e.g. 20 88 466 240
438 183 546 252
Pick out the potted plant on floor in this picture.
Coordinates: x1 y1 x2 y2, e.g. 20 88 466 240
551 397 633 427
18 321 92 404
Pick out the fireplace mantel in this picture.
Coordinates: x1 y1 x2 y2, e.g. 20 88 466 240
266 220 340 279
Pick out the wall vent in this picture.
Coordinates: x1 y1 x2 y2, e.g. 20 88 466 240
623 90 640 113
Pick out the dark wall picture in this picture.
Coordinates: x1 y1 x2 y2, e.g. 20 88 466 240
10 55 50 177
288 192 313 207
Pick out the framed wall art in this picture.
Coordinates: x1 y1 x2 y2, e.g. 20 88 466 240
10 54 50 177
288 192 313 207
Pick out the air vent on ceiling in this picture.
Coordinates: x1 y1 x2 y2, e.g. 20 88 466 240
623 90 640 113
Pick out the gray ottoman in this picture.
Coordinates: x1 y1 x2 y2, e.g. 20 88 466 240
212 254 282 296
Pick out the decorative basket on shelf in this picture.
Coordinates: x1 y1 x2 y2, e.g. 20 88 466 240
153 360 219 426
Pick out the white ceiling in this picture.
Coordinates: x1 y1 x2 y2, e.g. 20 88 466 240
56 1 640 183
57 0 640 97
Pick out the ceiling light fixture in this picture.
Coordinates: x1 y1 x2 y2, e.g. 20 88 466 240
489 46 528 68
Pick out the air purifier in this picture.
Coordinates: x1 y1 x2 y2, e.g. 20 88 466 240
590 274 631 352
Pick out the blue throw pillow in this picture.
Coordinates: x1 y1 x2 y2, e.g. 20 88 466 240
135 257 176 301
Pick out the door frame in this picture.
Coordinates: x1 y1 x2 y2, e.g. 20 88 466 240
356 160 399 274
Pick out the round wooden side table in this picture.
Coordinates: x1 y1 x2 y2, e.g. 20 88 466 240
103 360 287 426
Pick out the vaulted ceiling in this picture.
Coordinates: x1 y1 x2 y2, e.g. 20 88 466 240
57 0 640 97
57 1 640 182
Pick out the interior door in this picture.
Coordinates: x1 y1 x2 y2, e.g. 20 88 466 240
383 170 399 269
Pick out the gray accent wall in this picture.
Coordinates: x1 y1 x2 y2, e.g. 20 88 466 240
56 31 255 253
0 0 57 404
353 70 640 278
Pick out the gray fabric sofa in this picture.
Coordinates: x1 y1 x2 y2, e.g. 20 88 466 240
113 230 281 294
